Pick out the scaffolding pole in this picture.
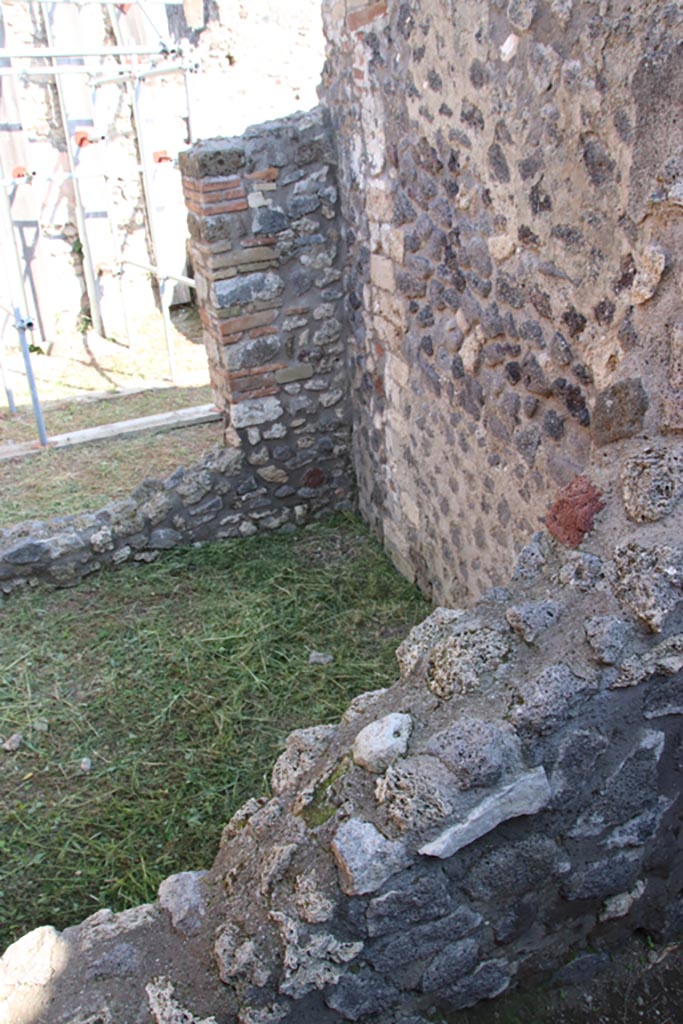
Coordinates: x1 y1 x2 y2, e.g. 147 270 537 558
28 0 182 6
120 258 196 384
0 58 193 79
0 64 119 77
42 7 105 336
0 43 175 59
106 3 184 381
0 174 48 444
0 314 18 414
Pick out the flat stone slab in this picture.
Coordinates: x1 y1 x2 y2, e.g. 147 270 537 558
418 767 551 859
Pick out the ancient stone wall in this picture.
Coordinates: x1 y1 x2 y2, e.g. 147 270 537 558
321 0 683 606
3 527 682 1024
0 437 352 595
0 111 354 597
179 108 352 509
2 3 683 1022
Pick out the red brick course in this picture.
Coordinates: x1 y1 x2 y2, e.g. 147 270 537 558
245 168 280 182
241 236 279 248
184 197 249 216
347 1 387 32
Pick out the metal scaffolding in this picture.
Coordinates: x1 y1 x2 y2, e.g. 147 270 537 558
0 0 198 439
0 160 48 445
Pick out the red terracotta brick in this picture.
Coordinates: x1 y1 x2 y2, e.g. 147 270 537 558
304 467 327 488
231 384 279 401
249 326 279 339
218 310 278 338
546 476 606 548
241 236 279 248
245 168 279 182
347 1 387 32
186 198 248 216
184 189 246 208
228 362 286 382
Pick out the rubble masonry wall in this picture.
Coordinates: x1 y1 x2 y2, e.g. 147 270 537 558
1 5 683 1024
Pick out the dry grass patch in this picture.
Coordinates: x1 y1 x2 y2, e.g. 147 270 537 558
0 420 223 528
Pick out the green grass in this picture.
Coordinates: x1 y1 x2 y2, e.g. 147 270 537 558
0 515 429 950
0 421 224 528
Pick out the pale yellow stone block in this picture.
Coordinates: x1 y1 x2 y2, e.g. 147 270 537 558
374 314 403 353
386 351 410 388
460 328 483 374
670 321 683 390
488 234 516 261
371 288 403 328
370 253 395 291
367 183 393 223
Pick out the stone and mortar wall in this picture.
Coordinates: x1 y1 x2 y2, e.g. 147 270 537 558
321 0 683 606
2 524 682 1024
2 3 683 1022
0 438 352 595
179 108 352 510
0 109 354 596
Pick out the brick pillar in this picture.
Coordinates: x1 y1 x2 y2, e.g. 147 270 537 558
179 107 355 511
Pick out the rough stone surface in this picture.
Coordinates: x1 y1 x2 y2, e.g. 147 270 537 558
631 244 667 304
331 819 410 895
511 664 596 733
621 447 682 523
271 725 337 795
506 600 561 643
158 872 208 937
424 717 517 790
593 381 649 446
325 969 401 1020
613 543 683 632
585 616 628 665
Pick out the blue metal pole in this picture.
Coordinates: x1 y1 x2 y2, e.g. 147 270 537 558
0 173 48 445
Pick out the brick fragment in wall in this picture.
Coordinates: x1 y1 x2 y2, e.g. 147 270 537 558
546 476 605 547
183 180 246 201
185 197 249 216
215 311 279 339
245 168 280 182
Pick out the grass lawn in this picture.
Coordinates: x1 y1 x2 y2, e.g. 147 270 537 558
0 420 223 528
0 515 429 951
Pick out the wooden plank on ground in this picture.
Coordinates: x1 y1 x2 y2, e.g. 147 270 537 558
0 404 221 462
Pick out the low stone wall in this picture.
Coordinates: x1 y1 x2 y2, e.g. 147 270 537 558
0 442 353 596
0 109 355 598
2 521 681 1024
